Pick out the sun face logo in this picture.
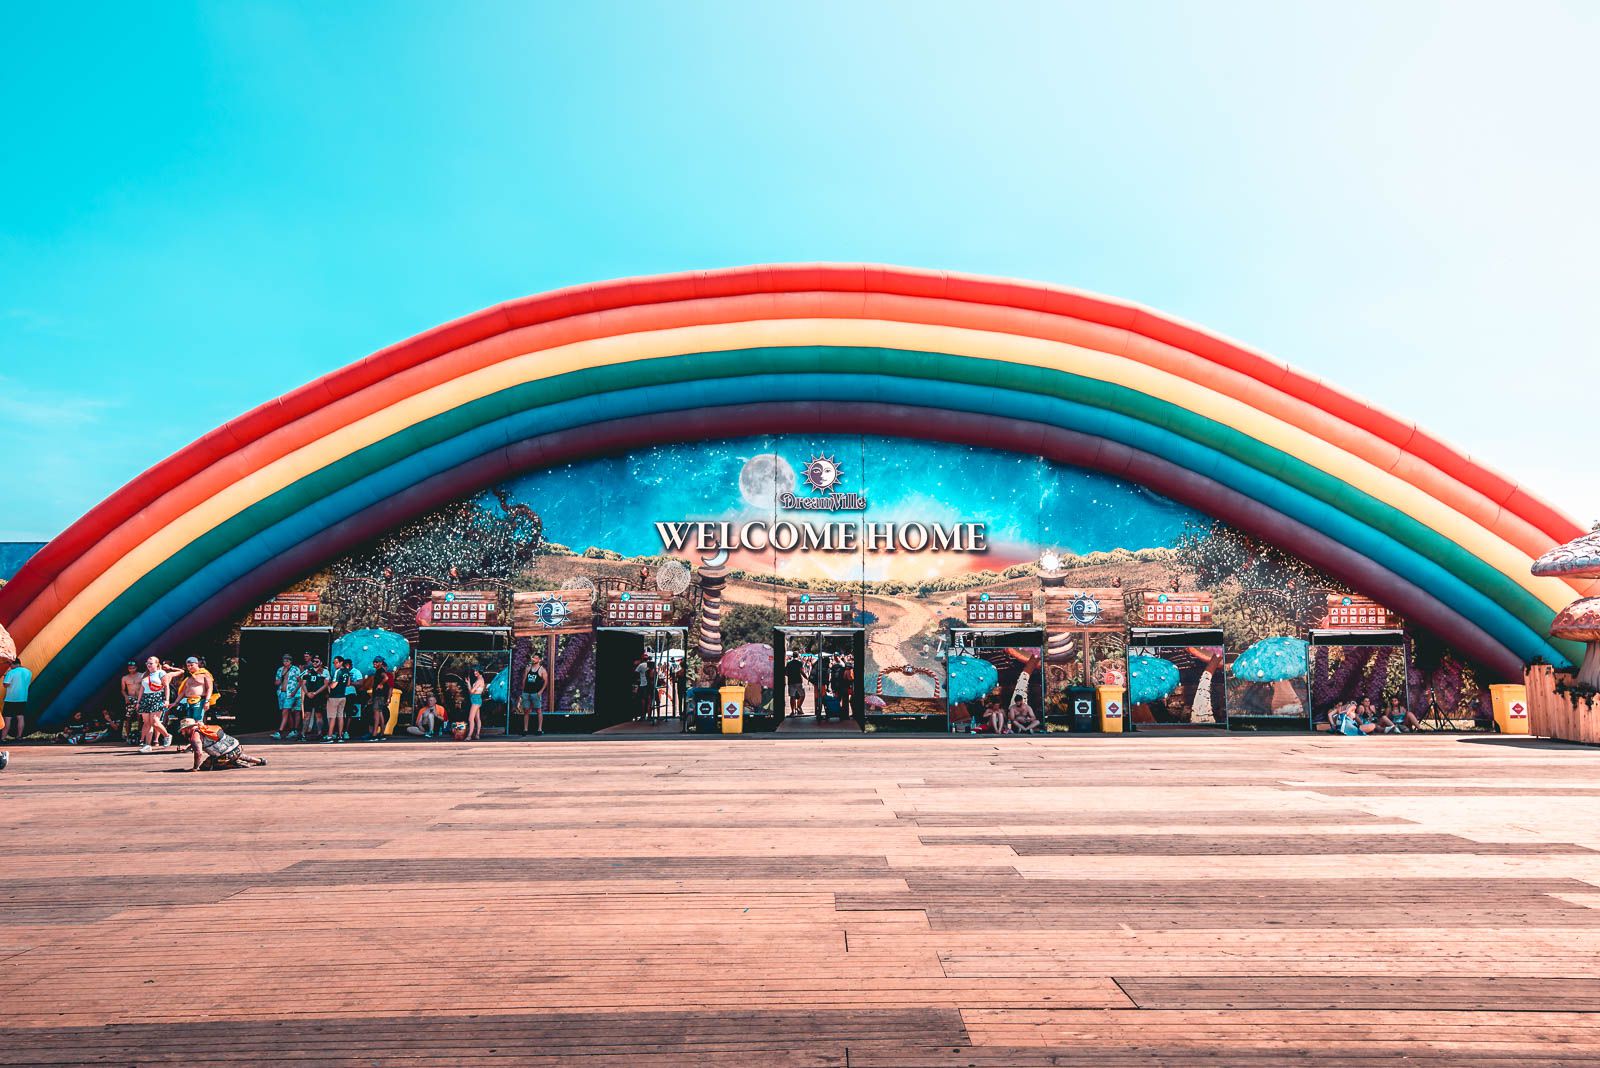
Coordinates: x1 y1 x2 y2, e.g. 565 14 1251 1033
535 594 571 629
802 454 842 492
1069 593 1102 626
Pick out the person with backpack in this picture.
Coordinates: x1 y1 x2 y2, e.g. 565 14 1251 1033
177 718 267 771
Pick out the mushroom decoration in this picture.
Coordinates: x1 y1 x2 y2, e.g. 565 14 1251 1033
0 620 14 665
946 654 1000 705
333 628 411 672
1549 599 1600 689
1532 528 1600 689
719 643 774 690
1230 637 1310 683
1128 654 1181 705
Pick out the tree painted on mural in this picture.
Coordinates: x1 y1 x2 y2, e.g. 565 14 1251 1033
1174 521 1332 650
326 493 544 633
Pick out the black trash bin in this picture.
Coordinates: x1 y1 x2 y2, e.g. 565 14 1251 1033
1067 686 1097 732
685 686 720 733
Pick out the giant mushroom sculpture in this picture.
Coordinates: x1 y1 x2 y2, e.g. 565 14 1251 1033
1532 528 1600 689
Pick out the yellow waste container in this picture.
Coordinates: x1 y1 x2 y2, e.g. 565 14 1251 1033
1095 686 1126 734
718 684 746 735
1489 684 1529 734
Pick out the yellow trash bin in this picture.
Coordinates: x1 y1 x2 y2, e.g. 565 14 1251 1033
1095 686 1126 734
718 684 746 735
1489 684 1529 734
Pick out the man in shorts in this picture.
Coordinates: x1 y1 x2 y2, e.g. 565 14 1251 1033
2 657 32 741
323 656 350 742
300 656 330 740
518 654 547 735
171 658 214 728
784 653 805 715
119 661 143 741
177 719 268 771
271 654 303 740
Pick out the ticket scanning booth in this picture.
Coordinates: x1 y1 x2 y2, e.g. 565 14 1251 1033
772 625 866 728
594 625 688 730
414 625 512 729
238 625 332 732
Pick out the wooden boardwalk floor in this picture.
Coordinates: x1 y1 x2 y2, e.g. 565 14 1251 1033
5 733 1600 1065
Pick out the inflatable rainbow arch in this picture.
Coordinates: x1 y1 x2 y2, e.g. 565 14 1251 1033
2 264 1587 725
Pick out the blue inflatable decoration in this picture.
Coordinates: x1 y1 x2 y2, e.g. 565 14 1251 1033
1128 654 1181 705
1229 636 1310 682
332 628 410 673
946 654 999 705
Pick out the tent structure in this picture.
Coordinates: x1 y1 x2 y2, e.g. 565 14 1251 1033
0 264 1587 724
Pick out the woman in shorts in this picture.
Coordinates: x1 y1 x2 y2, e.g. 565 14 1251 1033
465 667 486 740
137 656 175 753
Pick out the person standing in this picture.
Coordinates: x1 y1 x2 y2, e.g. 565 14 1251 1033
136 655 175 752
784 654 805 716
671 658 686 718
2 658 32 741
519 654 547 735
829 656 849 723
812 653 831 719
171 658 213 726
271 654 303 740
119 661 143 741
632 653 652 720
365 658 394 740
323 657 350 742
465 667 486 740
301 656 330 740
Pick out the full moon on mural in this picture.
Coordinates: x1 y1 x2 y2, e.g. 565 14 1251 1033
738 453 798 509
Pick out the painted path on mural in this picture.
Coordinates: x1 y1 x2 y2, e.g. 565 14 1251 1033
5 735 1600 1065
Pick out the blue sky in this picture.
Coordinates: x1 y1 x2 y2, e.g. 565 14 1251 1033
3 1 1596 541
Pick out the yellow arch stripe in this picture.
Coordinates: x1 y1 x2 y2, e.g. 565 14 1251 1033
18 318 1568 677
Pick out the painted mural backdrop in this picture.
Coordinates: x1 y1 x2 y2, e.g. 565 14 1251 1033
223 435 1486 728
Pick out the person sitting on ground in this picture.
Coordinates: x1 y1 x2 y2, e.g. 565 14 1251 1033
983 698 1008 735
1379 695 1420 733
177 719 267 771
412 693 446 737
1008 693 1040 734
1328 701 1374 736
88 708 121 743
54 710 91 744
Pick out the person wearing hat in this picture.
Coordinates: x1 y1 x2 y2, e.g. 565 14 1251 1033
2 657 31 742
171 658 214 728
177 718 267 771
119 661 144 742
